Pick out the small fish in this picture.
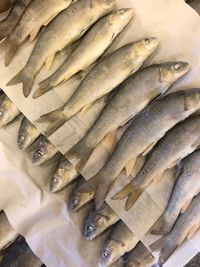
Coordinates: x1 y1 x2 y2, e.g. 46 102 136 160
114 115 200 211
123 242 156 267
40 37 159 136
0 95 21 127
100 221 137 267
33 8 134 98
0 0 32 41
0 236 44 267
7 0 116 97
83 202 119 240
49 156 78 193
32 136 58 165
0 211 18 252
79 89 200 210
187 0 200 14
67 61 190 171
150 193 200 265
151 148 200 235
18 116 40 150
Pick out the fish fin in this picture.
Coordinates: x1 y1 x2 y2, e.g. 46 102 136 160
81 104 92 115
125 187 143 211
33 78 53 98
112 182 134 200
95 178 114 210
125 158 137 176
151 214 172 235
7 68 34 97
104 131 117 146
66 139 93 172
152 173 162 185
0 37 18 66
29 27 40 41
142 142 156 156
45 114 67 137
150 236 177 264
45 54 55 70
187 223 200 239
39 107 64 122
181 198 193 214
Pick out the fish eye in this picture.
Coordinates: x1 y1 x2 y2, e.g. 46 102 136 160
103 250 110 258
88 225 94 232
58 168 64 175
173 63 181 70
52 177 58 184
0 111 3 117
36 150 44 157
73 199 79 206
119 10 125 14
19 135 26 142
144 38 150 44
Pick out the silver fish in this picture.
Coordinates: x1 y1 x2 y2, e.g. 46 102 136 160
0 95 20 127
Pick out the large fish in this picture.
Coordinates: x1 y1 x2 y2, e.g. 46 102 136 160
32 136 58 165
150 193 200 265
0 236 44 267
78 89 200 209
49 155 78 193
0 95 21 127
7 0 116 97
100 221 137 267
114 115 200 211
40 38 159 137
17 116 40 150
83 202 119 240
151 148 200 235
67 61 190 171
0 0 31 41
33 8 134 98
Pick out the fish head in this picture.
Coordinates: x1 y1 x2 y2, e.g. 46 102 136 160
185 88 200 111
132 37 159 59
17 132 32 150
100 239 122 267
108 8 134 26
0 98 18 127
160 61 190 85
68 189 94 211
0 107 9 127
92 0 116 12
50 159 77 192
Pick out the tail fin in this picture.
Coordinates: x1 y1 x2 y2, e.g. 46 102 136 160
0 37 18 66
39 107 64 122
32 78 53 99
150 213 173 235
150 236 177 264
45 113 67 137
67 139 93 172
7 68 34 97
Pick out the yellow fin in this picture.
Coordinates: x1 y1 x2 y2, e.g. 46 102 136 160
187 223 200 239
104 131 117 147
81 104 92 115
125 158 137 176
45 54 55 70
142 142 156 156
29 27 40 41
181 198 193 214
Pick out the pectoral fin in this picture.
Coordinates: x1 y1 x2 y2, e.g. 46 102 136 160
125 158 137 176
45 54 55 70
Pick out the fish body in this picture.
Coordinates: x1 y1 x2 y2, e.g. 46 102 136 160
83 202 119 240
32 136 58 165
7 0 116 97
49 156 78 193
0 96 20 127
0 0 31 41
151 148 200 235
188 0 200 14
18 116 40 150
41 37 159 136
0 212 18 252
150 193 200 264
0 236 43 267
100 221 137 267
67 61 190 171
33 8 134 98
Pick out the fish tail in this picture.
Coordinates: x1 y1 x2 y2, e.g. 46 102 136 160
151 213 173 235
66 139 93 172
150 236 177 264
40 107 64 122
32 78 53 99
7 68 34 97
0 37 18 66
45 113 67 137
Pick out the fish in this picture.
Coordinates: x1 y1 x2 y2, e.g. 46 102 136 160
49 155 78 193
123 242 156 267
67 61 190 172
150 193 200 265
33 8 134 98
40 37 159 137
0 236 44 267
0 211 18 252
151 148 200 235
32 136 58 165
7 0 116 97
17 116 40 150
0 95 21 127
187 0 200 14
83 202 119 240
100 221 137 267
114 115 200 211
0 0 32 41
79 89 200 210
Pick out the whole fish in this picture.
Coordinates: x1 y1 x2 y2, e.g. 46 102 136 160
0 95 20 127
150 193 200 265
0 0 32 41
78 89 200 209
0 211 18 252
33 8 134 98
83 202 119 240
114 115 200 211
40 37 159 137
0 236 43 267
7 0 116 97
67 61 190 171
123 242 156 267
18 116 40 150
49 156 78 193
151 148 200 235
188 0 200 14
32 136 58 165
100 221 137 267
